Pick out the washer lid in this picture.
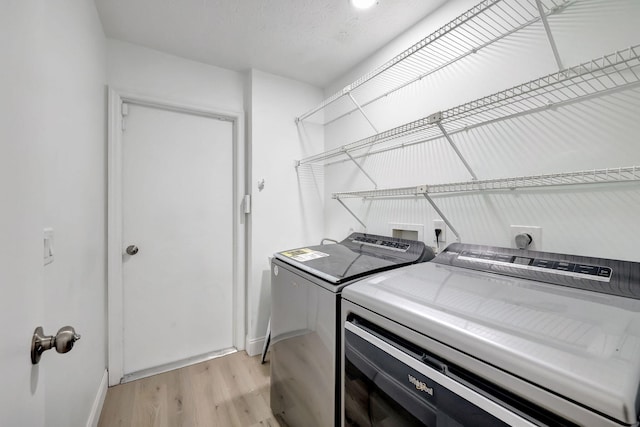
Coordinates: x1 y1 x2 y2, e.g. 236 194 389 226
343 261 640 425
273 233 431 284
274 242 403 284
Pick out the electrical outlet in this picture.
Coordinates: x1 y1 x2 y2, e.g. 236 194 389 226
433 219 446 249
510 225 542 250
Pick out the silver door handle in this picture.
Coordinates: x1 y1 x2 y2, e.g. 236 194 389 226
31 326 81 364
126 245 139 255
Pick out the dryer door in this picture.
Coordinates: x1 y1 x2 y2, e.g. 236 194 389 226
344 320 544 427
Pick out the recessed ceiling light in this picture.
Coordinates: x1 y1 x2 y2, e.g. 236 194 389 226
351 0 377 10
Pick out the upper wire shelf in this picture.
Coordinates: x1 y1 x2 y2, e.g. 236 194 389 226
299 45 640 166
297 0 572 125
332 166 640 199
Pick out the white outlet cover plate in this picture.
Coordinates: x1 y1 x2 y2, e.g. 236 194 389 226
389 223 424 242
510 225 542 250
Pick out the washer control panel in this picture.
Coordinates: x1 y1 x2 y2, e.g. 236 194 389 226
350 235 411 252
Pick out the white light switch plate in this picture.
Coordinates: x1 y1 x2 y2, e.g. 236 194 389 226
44 227 54 265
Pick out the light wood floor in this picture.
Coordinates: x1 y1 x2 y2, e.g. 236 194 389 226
98 351 282 427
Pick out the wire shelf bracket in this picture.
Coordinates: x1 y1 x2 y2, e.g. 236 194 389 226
535 0 564 70
422 193 462 242
347 92 379 134
336 197 367 230
344 150 378 188
436 121 478 181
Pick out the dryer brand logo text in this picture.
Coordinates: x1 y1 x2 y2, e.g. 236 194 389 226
408 374 433 395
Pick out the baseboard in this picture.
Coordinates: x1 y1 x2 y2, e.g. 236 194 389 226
122 348 236 383
86 369 108 427
246 335 266 357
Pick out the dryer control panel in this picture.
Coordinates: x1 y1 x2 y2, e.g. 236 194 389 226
434 243 640 300
457 249 612 282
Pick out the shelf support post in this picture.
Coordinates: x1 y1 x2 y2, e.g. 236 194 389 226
535 0 564 70
347 92 379 134
436 122 478 181
422 193 461 243
344 150 378 188
336 197 367 230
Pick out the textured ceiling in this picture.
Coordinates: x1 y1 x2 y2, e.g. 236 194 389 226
94 0 447 88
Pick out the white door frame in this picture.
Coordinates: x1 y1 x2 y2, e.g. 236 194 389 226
107 88 246 386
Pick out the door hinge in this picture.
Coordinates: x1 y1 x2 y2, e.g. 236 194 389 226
121 102 129 131
243 195 251 214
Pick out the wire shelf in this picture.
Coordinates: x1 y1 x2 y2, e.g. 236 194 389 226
430 166 640 193
297 0 572 124
332 166 640 199
333 185 428 199
300 45 640 166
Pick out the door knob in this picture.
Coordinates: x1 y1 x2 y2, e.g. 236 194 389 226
31 326 81 364
126 245 139 255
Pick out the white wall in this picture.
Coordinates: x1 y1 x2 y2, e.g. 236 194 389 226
107 39 244 112
245 69 325 355
322 0 640 262
1 1 108 426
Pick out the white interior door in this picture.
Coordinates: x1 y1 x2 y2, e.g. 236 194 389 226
1 118 45 426
121 102 235 379
0 163 45 426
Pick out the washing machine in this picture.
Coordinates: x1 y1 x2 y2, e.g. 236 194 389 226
342 242 640 426
270 232 434 427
